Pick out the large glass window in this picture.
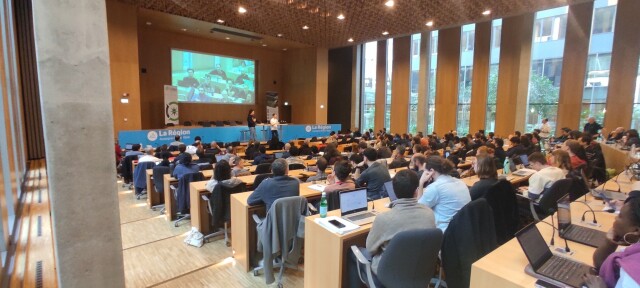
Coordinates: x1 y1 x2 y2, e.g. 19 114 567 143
385 39 393 130
427 31 438 134
525 6 569 133
632 61 640 130
361 41 377 131
409 33 421 134
457 24 475 135
486 19 502 133
580 0 617 128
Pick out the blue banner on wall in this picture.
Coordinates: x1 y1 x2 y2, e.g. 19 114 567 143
118 124 341 147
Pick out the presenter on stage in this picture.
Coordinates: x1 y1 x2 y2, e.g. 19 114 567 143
247 109 257 141
270 113 279 139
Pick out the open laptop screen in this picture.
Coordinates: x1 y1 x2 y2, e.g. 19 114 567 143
383 181 397 201
215 155 226 163
339 189 368 216
125 143 133 150
519 154 529 166
274 152 284 159
557 194 572 232
515 224 553 271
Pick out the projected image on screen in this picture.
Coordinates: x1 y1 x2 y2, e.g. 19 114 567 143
171 49 255 104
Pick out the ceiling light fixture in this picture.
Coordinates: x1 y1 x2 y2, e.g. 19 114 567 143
382 31 389 35
262 44 267 47
385 0 394 7
282 48 287 51
181 28 187 31
238 6 247 13
337 14 345 20
482 10 491 15
348 38 354 42
225 37 230 40
145 21 152 26
426 20 434 27
302 25 309 30
277 33 283 37
216 19 225 24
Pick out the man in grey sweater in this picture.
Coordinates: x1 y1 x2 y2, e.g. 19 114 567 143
349 169 436 287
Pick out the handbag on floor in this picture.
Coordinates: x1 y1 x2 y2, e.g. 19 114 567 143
184 227 204 248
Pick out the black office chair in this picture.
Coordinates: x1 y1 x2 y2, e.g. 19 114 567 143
169 172 205 227
567 169 591 201
252 173 273 189
165 123 175 127
133 161 155 199
288 163 306 171
202 121 211 127
235 120 243 125
254 163 272 175
121 155 138 187
484 180 519 245
230 141 240 147
529 178 573 221
215 121 224 127
440 199 497 288
202 182 246 246
151 166 170 213
223 120 232 126
197 121 204 126
351 229 443 288
183 121 192 126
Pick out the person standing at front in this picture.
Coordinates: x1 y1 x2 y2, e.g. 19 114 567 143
270 113 279 139
247 109 257 141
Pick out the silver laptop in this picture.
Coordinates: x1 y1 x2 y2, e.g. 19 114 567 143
215 154 226 163
339 189 377 225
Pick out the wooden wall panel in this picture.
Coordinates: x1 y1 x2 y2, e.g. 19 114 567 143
434 27 461 134
604 0 640 130
416 32 430 134
315 48 328 125
282 47 329 125
495 13 534 137
328 47 353 130
374 40 387 131
137 26 284 128
390 36 411 133
556 2 593 134
469 21 491 133
106 0 142 134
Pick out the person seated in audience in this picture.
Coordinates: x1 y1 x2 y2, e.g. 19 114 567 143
220 146 235 162
138 147 161 163
514 131 522 138
355 148 391 200
549 149 572 175
518 152 566 200
352 128 362 138
172 144 188 164
299 141 313 156
487 132 495 143
323 160 355 193
624 129 640 147
583 116 603 136
154 144 169 158
582 194 640 288
348 169 436 288
362 131 371 141
156 152 171 167
268 135 281 150
469 155 499 200
281 143 292 158
563 139 588 170
325 131 338 144
125 144 144 157
349 153 365 174
417 156 471 231
555 127 572 143
410 153 427 179
569 130 583 141
230 155 251 177
606 127 625 142
493 138 507 164
172 154 200 180
307 157 329 182
192 136 202 146
252 146 272 165
205 160 243 192
580 133 605 168
506 136 526 159
323 143 342 165
521 135 534 156
377 144 392 159
412 144 423 155
207 141 222 154
243 141 257 159
247 159 300 211
170 135 183 147
285 146 307 166
389 146 408 169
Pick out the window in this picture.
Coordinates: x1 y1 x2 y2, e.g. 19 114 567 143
525 6 569 133
427 31 438 134
486 19 502 133
631 61 640 130
361 41 377 131
580 0 617 128
385 39 393 130
409 33 421 134
457 24 475 135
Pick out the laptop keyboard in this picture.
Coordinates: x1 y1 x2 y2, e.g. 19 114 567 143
540 256 581 281
565 226 596 242
348 212 376 221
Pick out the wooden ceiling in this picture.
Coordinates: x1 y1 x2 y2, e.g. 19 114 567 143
120 0 590 48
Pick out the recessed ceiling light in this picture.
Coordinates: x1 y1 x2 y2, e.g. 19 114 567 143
181 28 187 31
482 10 491 15
238 6 247 13
382 31 389 35
385 0 394 7
348 38 354 42
225 37 230 40
320 104 325 109
262 44 267 47
337 14 345 20
145 21 152 26
282 48 287 51
216 19 225 24
426 21 434 27
302 25 309 30
277 33 283 37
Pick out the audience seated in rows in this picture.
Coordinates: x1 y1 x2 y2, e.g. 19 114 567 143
172 154 200 180
125 144 144 157
230 155 251 177
253 146 272 165
169 135 183 147
563 139 588 170
205 160 243 192
469 155 499 201
306 157 328 183
519 152 567 200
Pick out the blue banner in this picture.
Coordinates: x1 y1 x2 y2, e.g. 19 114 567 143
118 124 341 147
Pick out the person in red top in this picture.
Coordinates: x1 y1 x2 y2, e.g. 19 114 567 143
563 139 587 169
115 141 122 166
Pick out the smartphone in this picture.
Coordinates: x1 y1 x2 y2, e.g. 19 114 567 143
534 279 562 288
329 219 345 229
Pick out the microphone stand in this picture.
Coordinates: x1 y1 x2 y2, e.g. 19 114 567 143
573 200 598 224
539 217 571 254
367 197 376 212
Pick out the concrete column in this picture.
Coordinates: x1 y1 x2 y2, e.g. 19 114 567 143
31 0 125 287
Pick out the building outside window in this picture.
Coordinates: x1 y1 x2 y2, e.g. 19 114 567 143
385 39 393 130
486 19 502 133
426 31 438 134
631 60 640 130
409 33 421 134
457 24 475 135
361 41 377 131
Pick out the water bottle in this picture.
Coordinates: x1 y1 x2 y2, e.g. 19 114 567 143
319 192 328 218
503 158 511 175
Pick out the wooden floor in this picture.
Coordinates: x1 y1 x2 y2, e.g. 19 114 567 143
117 180 304 288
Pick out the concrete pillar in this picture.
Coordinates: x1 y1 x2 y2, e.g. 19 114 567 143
32 0 125 286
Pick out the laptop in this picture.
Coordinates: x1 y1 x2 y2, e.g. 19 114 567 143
274 152 284 159
516 223 592 288
557 194 606 248
383 181 397 201
124 143 133 150
215 154 226 163
519 154 530 166
339 189 377 225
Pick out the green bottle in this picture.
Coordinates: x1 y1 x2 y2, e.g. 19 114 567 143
319 192 328 218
